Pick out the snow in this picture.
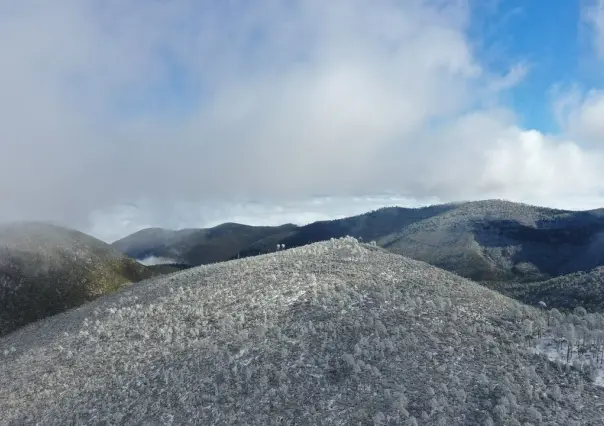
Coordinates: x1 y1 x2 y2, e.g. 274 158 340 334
531 336 604 387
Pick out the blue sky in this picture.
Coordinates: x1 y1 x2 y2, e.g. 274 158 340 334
469 0 593 133
111 0 601 132
1 0 604 240
116 2 598 126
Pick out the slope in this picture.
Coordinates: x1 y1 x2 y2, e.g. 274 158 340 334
0 221 154 336
2 237 603 425
484 266 604 313
247 200 604 282
382 200 604 282
232 203 455 259
112 222 298 265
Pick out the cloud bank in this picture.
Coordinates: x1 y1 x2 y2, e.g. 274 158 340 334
1 0 604 240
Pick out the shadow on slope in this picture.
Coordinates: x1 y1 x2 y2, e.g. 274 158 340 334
484 266 604 313
0 222 154 336
2 238 603 425
472 211 604 281
383 200 604 282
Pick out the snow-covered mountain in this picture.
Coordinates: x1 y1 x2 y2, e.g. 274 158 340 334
2 237 603 424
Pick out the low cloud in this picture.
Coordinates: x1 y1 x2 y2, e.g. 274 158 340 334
567 90 604 143
1 1 604 237
137 256 181 266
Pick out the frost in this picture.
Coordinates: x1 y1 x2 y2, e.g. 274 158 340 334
1 237 603 424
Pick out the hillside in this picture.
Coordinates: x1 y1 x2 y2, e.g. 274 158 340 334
381 200 604 282
112 200 604 283
112 223 298 265
3 237 604 425
485 267 604 313
0 222 154 336
145 263 194 275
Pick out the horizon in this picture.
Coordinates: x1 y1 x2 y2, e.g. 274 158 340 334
93 197 604 243
2 1 604 242
6 196 603 243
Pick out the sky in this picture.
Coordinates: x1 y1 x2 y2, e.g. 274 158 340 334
1 0 604 242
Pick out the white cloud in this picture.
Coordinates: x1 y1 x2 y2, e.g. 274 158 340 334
481 129 603 197
550 0 604 150
1 0 604 237
586 0 604 59
137 256 180 266
568 90 604 142
551 85 604 146
485 63 530 94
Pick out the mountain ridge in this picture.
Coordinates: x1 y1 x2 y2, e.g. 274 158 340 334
112 222 298 265
112 199 604 284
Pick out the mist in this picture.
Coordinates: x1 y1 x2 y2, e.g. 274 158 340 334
2 0 604 239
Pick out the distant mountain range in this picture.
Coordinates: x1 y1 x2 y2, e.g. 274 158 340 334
112 199 604 283
112 223 298 266
5 198 604 338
